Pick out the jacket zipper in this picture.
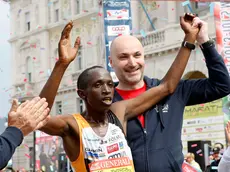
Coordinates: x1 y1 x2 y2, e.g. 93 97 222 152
137 113 149 172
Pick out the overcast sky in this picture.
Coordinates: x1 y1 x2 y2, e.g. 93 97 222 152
0 1 11 133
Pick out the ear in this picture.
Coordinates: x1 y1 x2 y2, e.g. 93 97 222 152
108 56 113 68
77 89 86 100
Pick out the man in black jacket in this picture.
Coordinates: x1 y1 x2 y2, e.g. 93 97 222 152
109 16 230 171
0 97 50 170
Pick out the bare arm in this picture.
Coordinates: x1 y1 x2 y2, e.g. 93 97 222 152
38 21 81 136
112 14 199 121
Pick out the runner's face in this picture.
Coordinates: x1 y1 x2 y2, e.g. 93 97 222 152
86 68 114 111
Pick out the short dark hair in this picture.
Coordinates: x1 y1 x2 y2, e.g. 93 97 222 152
77 65 104 90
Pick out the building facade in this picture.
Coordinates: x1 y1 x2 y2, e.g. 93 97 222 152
8 0 223 170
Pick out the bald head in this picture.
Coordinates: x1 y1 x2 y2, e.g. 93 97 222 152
110 35 143 58
108 35 145 89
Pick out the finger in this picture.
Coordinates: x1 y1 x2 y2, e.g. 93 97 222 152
27 98 46 115
35 109 50 130
60 21 73 40
180 16 185 25
74 37 81 49
192 19 199 27
9 99 18 113
17 100 29 111
22 97 40 112
34 102 49 119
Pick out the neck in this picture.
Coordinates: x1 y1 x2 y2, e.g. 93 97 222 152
116 79 145 90
83 106 108 124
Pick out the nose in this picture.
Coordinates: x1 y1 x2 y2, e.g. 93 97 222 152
102 84 111 94
128 56 137 67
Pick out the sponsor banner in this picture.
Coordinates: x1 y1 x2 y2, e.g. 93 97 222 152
103 0 132 82
107 25 130 36
182 162 200 172
89 157 133 172
183 116 224 127
106 10 130 20
214 2 230 145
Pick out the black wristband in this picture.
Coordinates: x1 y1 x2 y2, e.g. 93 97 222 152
182 41 196 50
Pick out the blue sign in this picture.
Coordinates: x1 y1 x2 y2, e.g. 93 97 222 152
102 0 132 82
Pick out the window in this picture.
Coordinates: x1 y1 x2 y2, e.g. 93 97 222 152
76 46 82 70
54 1 59 22
75 0 80 15
55 9 59 22
48 0 51 23
26 56 32 82
77 99 84 113
56 101 62 114
35 5 39 24
25 12 30 31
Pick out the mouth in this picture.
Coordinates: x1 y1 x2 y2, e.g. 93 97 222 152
102 97 112 105
125 68 140 75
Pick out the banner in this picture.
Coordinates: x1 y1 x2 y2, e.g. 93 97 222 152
182 162 201 172
102 0 132 82
182 99 226 154
214 2 230 144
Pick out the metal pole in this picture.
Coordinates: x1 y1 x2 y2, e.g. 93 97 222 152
138 0 156 30
33 131 36 172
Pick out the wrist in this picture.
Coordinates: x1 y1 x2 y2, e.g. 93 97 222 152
197 36 210 45
184 34 196 44
55 60 69 69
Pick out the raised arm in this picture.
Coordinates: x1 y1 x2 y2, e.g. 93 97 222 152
178 18 230 106
112 14 199 120
38 21 81 136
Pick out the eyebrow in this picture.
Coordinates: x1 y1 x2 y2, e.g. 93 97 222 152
119 51 141 56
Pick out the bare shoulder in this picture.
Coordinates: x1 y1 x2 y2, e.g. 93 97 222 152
58 114 80 136
109 102 126 124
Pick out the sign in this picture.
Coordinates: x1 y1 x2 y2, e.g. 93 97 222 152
182 99 226 154
182 162 200 172
214 2 230 144
103 0 132 82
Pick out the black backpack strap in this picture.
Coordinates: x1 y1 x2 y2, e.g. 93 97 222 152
107 110 125 135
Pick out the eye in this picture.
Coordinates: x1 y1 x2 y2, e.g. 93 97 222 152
108 82 114 87
94 83 101 88
119 55 128 59
135 53 141 57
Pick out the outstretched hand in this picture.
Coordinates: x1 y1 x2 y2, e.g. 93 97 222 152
58 21 81 65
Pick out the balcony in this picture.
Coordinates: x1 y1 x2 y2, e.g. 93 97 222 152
13 82 35 100
135 14 216 55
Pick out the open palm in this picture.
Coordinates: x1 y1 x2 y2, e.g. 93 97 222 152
58 21 81 65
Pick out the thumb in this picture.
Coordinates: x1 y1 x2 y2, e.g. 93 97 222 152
9 99 18 113
180 16 185 26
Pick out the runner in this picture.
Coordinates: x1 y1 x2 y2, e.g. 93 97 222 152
39 13 199 171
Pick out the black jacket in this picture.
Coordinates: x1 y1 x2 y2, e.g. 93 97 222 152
0 127 23 170
113 44 230 172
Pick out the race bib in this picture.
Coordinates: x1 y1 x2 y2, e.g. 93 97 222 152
89 157 134 172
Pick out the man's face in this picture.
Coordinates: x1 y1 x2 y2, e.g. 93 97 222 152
85 68 114 112
110 36 145 86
